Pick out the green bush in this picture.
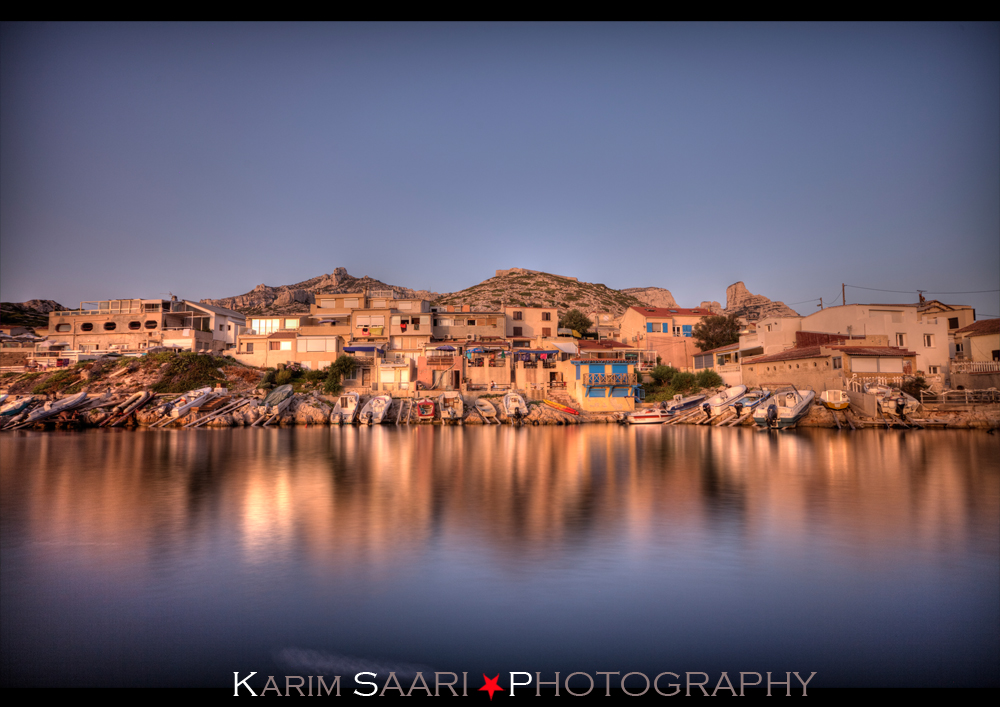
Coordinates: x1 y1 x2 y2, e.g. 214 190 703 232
650 365 679 387
275 369 294 386
695 369 723 389
671 372 697 393
901 376 929 399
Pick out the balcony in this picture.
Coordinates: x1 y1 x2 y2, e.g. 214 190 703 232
427 356 454 367
951 360 1000 374
583 372 638 386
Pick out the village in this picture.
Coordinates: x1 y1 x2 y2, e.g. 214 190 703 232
1 270 998 431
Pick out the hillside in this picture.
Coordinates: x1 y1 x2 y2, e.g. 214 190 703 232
202 267 440 315
1 300 65 330
433 268 645 318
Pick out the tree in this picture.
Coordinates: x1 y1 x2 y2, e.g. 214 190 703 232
692 313 740 353
650 365 679 387
324 355 358 394
560 309 593 334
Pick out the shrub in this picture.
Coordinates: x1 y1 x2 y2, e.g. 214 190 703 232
671 372 697 393
901 376 929 399
275 369 294 386
650 365 679 387
695 370 723 389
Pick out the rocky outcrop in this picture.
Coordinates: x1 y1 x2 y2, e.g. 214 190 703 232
1 299 67 329
621 287 679 309
724 281 798 320
698 301 724 314
201 268 441 315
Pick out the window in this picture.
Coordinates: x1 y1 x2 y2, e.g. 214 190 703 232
144 321 158 329
344 298 360 309
227 325 231 331
542 312 551 321
372 300 386 309
673 326 681 336
129 321 141 330
219 325 224 331
923 334 934 347
284 319 300 330
269 341 293 351
542 328 551 337
80 322 94 332
468 319 476 326
412 318 420 331
55 323 71 332
319 298 337 308
895 333 906 347
246 343 254 353
397 302 412 310
832 357 842 370
144 303 161 313
928 365 939 374
103 322 116 331
948 317 959 329
956 343 964 355
513 327 523 336
513 311 523 321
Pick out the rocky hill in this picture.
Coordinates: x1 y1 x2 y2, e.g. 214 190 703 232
620 287 680 309
1 300 66 329
201 268 440 315
724 281 798 319
433 268 645 318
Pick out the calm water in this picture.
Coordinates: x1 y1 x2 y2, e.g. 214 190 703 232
2 426 998 688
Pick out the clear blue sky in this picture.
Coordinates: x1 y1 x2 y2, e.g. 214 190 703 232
2 23 998 317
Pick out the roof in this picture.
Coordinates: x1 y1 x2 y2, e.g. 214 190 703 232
629 306 713 318
743 347 827 364
954 319 1000 336
699 342 740 355
576 339 636 351
187 300 246 318
825 345 918 357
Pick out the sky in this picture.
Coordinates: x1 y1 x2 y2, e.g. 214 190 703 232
2 22 998 317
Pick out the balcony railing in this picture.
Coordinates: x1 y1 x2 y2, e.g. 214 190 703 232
427 356 454 367
951 360 1000 373
583 372 638 386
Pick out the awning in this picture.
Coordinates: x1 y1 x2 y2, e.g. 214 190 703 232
344 346 381 353
466 347 484 353
517 349 559 355
739 346 764 357
553 342 577 355
435 345 457 351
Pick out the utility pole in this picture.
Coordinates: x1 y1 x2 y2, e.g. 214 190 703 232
842 283 846 306
818 297 823 310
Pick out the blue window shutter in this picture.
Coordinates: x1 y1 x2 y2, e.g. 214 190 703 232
612 364 627 375
647 323 653 333
683 325 692 337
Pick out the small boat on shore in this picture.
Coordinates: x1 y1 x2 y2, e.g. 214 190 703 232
20 391 89 426
820 389 850 411
415 397 436 421
866 384 919 416
662 393 706 415
700 385 748 418
170 387 218 419
0 395 34 417
627 407 672 424
359 395 391 425
542 399 579 416
438 391 464 423
754 387 815 430
474 398 497 422
503 392 529 422
331 391 361 425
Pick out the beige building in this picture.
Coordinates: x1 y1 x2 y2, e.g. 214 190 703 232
619 306 714 371
503 306 558 340
42 297 245 360
742 343 918 391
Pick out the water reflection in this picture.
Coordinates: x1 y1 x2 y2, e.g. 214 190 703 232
1 426 998 687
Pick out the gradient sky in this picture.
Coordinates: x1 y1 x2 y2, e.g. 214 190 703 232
2 23 998 317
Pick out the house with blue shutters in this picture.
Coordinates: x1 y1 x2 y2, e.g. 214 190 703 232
569 342 643 411
619 305 714 372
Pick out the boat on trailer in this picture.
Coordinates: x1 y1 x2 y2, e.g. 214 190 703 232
820 389 850 410
331 391 361 425
865 384 919 416
415 397 436 421
474 398 497 421
754 387 815 430
662 393 707 415
359 395 392 425
503 392 529 422
438 391 464 423
700 385 748 418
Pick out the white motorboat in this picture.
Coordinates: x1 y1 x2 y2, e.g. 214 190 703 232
21 391 89 424
169 387 218 418
627 408 672 424
359 395 391 425
502 392 529 422
475 398 497 421
820 389 850 411
699 385 748 418
865 384 919 416
438 391 464 423
754 388 816 430
331 391 361 425
662 393 707 415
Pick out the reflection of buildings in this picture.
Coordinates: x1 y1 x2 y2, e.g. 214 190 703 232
5 429 997 574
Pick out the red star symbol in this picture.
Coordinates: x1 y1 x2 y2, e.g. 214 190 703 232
479 674 503 700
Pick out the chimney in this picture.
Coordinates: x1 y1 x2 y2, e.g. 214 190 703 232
447 305 455 313
463 305 471 313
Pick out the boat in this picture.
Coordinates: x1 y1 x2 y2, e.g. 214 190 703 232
753 388 816 430
819 389 850 411
502 392 529 422
415 397 436 421
542 399 579 416
330 391 361 425
865 384 919 416
359 395 391 425
474 398 497 421
699 385 748 418
661 393 707 415
0 395 34 417
733 388 770 412
20 391 90 425
169 387 218 419
627 407 672 424
438 391 464 423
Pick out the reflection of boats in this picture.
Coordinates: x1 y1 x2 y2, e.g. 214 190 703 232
866 384 919 416
502 392 528 422
700 385 748 417
359 395 391 425
438 391 464 423
662 393 706 415
475 398 497 422
820 389 850 410
627 408 671 424
415 397 436 421
754 387 815 429
331 392 361 425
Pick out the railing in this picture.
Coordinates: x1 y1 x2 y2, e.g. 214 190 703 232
583 372 638 386
921 389 1000 404
716 363 741 373
427 356 454 366
521 361 537 369
549 381 567 390
542 361 556 368
951 360 1000 373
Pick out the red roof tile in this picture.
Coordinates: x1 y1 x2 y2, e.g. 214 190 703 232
743 347 826 364
825 345 917 357
629 306 713 318
954 319 1000 336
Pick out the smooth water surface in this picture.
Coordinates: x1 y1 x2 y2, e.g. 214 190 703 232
2 425 998 687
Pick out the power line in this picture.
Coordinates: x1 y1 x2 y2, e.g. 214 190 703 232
846 285 999 295
788 297 820 305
